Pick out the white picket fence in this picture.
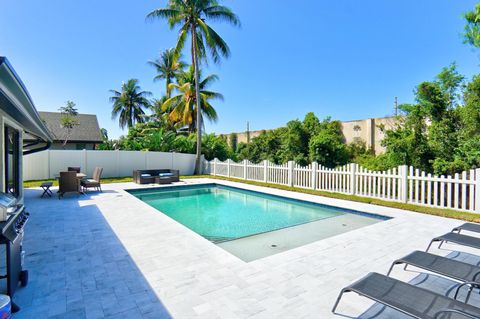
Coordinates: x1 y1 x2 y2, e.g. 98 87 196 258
204 159 480 213
23 149 198 181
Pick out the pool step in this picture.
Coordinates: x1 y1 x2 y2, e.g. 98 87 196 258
203 235 237 243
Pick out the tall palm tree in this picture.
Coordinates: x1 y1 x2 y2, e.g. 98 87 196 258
148 48 185 98
110 79 152 129
163 66 222 132
147 0 240 174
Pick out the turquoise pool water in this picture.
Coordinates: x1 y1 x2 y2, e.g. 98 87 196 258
129 184 387 243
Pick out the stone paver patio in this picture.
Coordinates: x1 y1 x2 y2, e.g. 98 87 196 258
11 178 480 318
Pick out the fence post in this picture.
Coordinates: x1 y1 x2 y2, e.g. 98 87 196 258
350 163 356 195
400 165 408 203
475 169 480 213
83 149 88 175
243 160 247 180
47 149 51 179
311 162 318 190
213 158 217 176
288 161 294 187
227 159 231 178
263 160 268 183
116 149 120 178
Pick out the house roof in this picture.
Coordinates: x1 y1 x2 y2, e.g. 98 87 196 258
0 57 53 146
27 111 103 143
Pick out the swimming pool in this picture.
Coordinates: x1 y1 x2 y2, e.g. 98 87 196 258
129 184 389 261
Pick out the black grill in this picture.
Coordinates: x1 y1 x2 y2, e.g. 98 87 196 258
0 193 29 313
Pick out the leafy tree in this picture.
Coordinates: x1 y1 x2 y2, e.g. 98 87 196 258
201 133 231 161
148 48 185 98
100 128 108 141
308 119 349 167
303 112 321 136
173 134 195 153
379 64 471 175
163 66 222 132
238 129 285 164
459 74 480 137
58 101 79 148
464 4 480 48
148 0 240 174
279 119 309 165
229 133 238 152
110 79 152 129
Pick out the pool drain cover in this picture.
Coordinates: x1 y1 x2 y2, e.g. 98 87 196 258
271 244 277 248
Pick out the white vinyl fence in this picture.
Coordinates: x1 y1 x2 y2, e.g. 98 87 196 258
204 159 480 213
23 150 198 181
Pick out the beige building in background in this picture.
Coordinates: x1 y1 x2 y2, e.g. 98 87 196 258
222 116 398 155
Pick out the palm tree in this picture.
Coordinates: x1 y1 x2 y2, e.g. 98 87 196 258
148 48 185 98
147 0 240 174
163 66 222 132
110 79 152 129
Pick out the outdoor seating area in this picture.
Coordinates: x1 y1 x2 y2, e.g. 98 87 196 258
333 222 480 318
133 169 180 185
56 167 103 198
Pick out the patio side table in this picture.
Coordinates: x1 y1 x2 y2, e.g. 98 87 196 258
40 182 53 198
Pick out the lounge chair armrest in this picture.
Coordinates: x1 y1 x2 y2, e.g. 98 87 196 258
435 308 480 319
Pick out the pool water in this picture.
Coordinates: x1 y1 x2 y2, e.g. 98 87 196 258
129 184 388 245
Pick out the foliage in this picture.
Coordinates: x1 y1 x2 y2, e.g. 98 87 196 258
148 48 186 98
376 64 480 175
100 128 108 141
110 79 152 130
464 4 480 48
308 120 349 168
201 133 231 161
100 122 229 160
163 66 222 132
229 133 238 152
58 101 79 148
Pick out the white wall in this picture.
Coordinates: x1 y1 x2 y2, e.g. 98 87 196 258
23 150 198 180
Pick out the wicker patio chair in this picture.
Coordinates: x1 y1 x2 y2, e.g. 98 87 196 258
58 171 80 198
67 167 81 173
81 167 103 192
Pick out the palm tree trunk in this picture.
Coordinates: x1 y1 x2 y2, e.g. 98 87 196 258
166 77 171 99
192 25 202 175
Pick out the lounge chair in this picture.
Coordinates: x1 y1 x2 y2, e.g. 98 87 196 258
81 167 103 192
453 223 480 235
58 171 80 198
388 250 480 302
332 272 480 318
427 232 480 252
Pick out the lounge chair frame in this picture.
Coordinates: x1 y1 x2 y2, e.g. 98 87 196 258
426 232 480 252
332 272 480 319
388 250 480 303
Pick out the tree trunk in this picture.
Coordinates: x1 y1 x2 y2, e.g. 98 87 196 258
192 25 203 175
166 77 171 99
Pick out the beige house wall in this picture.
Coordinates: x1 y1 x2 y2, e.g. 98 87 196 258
223 116 399 155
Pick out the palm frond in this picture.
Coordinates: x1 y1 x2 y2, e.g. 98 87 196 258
203 5 241 27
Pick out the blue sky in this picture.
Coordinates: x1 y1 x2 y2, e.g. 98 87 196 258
1 0 479 139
